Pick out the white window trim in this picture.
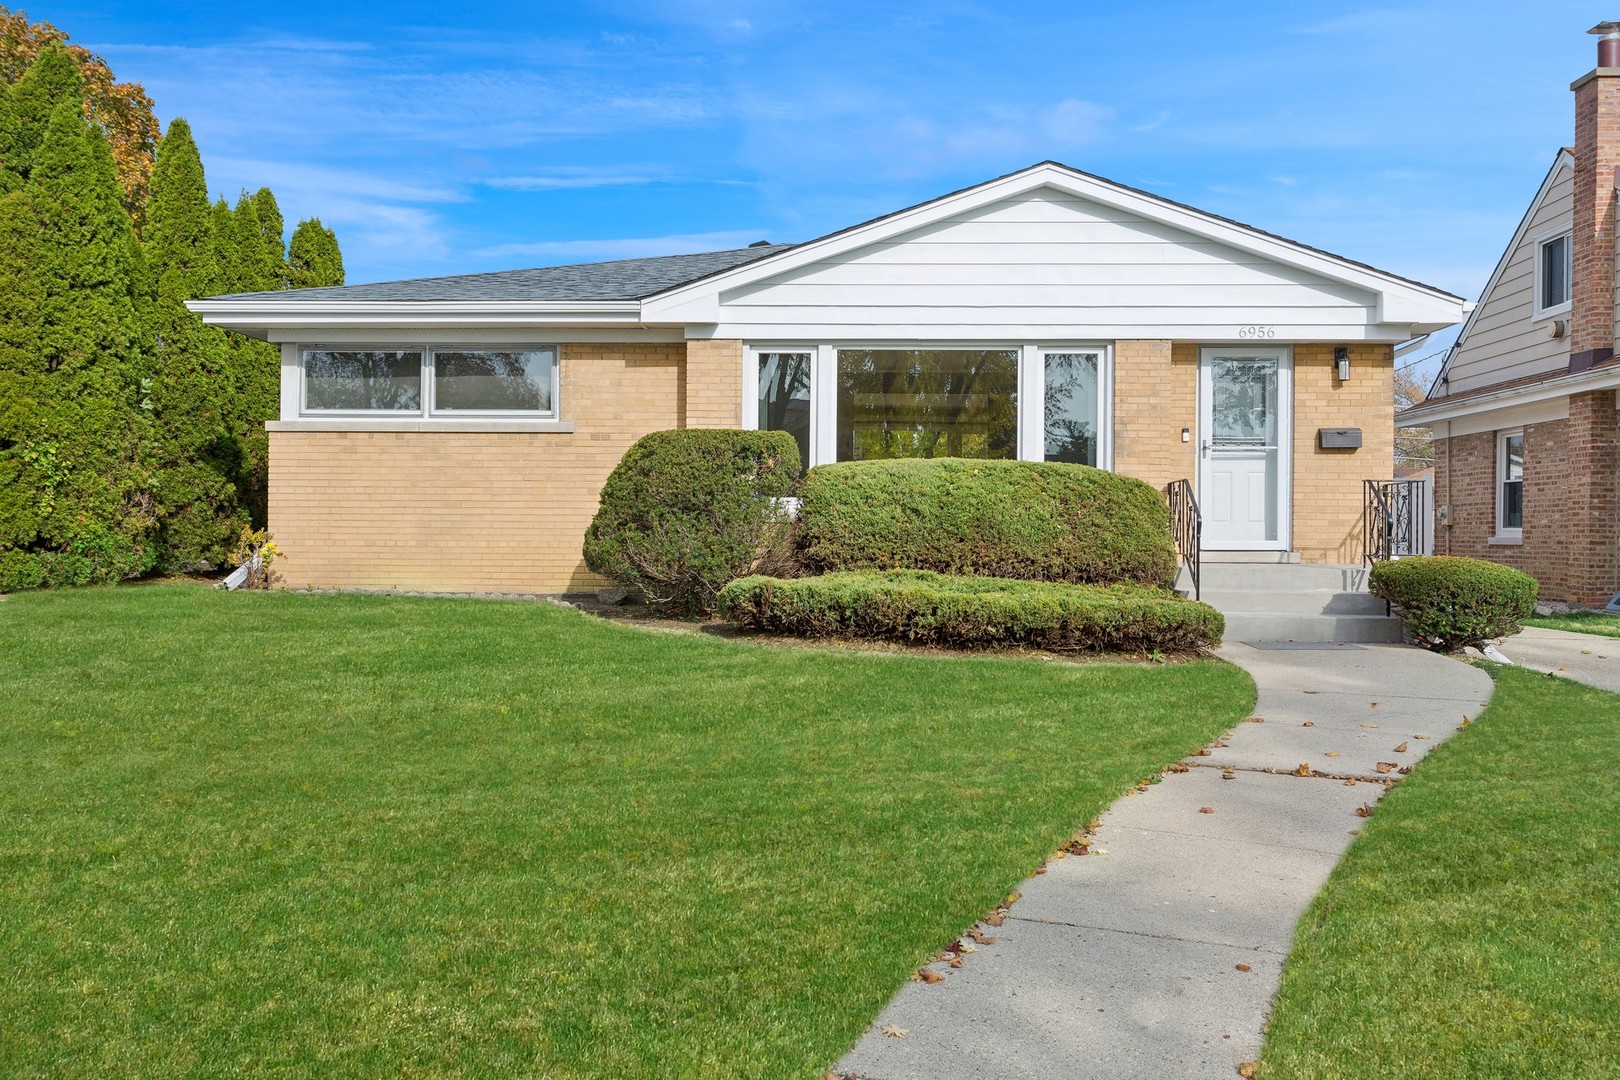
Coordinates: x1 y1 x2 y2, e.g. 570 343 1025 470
297 344 560 424
1531 224 1573 320
1493 428 1525 543
746 342 1113 470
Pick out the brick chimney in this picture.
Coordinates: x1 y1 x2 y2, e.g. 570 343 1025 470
1569 22 1620 371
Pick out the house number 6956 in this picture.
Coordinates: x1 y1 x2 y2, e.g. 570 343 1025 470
1237 325 1276 339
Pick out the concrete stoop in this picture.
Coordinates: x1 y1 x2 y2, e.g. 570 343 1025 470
1180 561 1405 644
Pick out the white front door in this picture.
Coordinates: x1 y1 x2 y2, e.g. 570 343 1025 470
1198 347 1291 550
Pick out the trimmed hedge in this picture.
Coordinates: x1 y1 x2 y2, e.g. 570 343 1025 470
583 429 801 614
718 569 1223 653
1369 556 1538 652
796 459 1178 587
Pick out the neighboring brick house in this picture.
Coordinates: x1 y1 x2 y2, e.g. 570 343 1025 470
1403 22 1620 607
193 161 1464 594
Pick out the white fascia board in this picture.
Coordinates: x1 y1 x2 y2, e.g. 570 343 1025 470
1399 363 1620 425
1427 149 1575 396
187 299 644 334
640 162 1467 326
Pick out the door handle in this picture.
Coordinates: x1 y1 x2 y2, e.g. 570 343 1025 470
1200 439 1210 459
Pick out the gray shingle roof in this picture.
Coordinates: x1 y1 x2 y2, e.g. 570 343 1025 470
215 244 795 303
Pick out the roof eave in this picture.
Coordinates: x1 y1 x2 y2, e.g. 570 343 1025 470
187 298 646 332
1400 363 1620 424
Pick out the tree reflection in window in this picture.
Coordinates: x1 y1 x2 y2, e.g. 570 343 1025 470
836 349 1017 461
435 350 553 412
1044 351 1099 465
304 351 422 411
1210 357 1277 446
758 352 811 468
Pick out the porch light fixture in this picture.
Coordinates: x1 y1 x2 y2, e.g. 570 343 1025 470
1334 347 1351 382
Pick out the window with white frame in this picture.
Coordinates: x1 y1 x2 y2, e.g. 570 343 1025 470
1536 232 1572 315
1497 430 1524 536
747 344 1109 469
300 347 559 418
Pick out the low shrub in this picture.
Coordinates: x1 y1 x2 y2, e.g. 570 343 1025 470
718 569 1223 653
796 459 1177 587
0 531 155 592
583 429 801 614
1369 556 1538 652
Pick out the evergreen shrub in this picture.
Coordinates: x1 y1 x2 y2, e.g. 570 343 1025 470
1368 556 1538 652
583 429 802 613
718 570 1223 652
796 459 1178 587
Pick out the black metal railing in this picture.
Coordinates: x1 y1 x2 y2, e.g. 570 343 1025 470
1363 479 1424 564
1165 479 1201 601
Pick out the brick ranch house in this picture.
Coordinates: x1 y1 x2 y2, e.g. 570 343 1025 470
1403 23 1620 607
192 161 1465 596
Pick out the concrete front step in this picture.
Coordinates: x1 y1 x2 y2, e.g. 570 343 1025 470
1185 562 1369 593
1198 588 1390 617
1219 612 1406 643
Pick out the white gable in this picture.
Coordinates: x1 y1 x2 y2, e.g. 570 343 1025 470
696 187 1382 340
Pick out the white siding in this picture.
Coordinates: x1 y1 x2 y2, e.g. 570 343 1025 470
707 188 1383 341
1445 158 1574 395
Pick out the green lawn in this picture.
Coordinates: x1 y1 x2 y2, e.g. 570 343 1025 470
1522 610 1620 639
0 585 1252 1078
1260 666 1620 1079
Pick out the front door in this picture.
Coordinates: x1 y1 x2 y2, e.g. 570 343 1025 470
1198 348 1291 550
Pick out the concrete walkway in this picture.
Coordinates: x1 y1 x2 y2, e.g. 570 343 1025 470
836 643 1493 1080
1486 626 1620 694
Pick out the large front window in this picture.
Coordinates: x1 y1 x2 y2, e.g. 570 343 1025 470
835 349 1018 461
301 346 558 418
1044 351 1101 466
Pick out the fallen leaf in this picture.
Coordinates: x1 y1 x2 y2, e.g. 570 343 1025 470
1370 702 1379 709
1399 766 1412 775
1239 1063 1259 1079
1324 751 1341 757
1245 715 1265 723
1355 804 1374 818
1195 748 1212 756
983 913 1006 927
1393 741 1409 753
959 943 977 954
1301 721 1315 727
882 1025 909 1038
918 968 945 984
1005 892 1021 906
1360 722 1379 729
1222 769 1236 780
1294 762 1311 777
1199 806 1215 814
1168 762 1191 773
969 929 996 945
1413 734 1431 740
1343 779 1357 787
1235 963 1252 973
948 956 963 968
1375 762 1397 774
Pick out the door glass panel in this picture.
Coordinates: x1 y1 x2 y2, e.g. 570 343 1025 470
1044 351 1099 466
835 349 1017 461
758 351 812 469
1210 357 1278 447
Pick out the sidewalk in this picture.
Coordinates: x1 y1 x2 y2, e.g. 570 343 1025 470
1485 625 1620 693
836 642 1493 1080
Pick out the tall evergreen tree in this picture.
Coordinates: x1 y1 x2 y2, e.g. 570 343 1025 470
222 191 280 526
0 81 16 191
5 43 78 181
289 217 344 288
0 185 47 551
0 89 152 581
143 117 240 568
250 187 288 289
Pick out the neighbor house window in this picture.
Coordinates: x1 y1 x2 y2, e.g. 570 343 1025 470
835 348 1017 461
1043 351 1101 466
756 351 811 468
1537 233 1571 314
301 347 557 417
1497 430 1524 536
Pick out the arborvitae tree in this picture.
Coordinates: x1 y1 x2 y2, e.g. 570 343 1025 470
5 43 78 181
1 93 153 580
222 191 280 525
0 81 16 191
289 217 344 287
143 117 241 568
250 187 288 289
0 185 46 551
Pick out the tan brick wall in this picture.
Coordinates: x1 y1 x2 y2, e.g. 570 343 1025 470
1291 344 1394 563
1435 390 1620 605
1112 340 1197 492
684 339 744 428
268 342 686 593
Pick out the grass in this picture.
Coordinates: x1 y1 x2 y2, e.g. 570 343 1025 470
1522 610 1620 639
0 585 1252 1078
1260 666 1620 1079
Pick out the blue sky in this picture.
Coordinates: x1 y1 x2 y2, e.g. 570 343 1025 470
34 2 1613 372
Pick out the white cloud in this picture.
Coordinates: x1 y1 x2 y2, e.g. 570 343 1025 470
485 175 656 191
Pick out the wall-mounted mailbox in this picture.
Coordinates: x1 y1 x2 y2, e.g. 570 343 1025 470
1318 427 1362 449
